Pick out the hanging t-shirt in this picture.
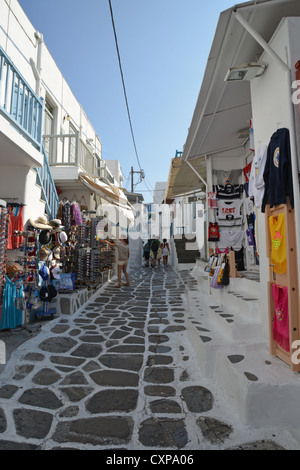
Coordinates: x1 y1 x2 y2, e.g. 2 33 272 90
249 144 268 209
269 213 287 274
217 199 243 221
231 246 245 271
207 191 217 208
214 184 243 200
208 222 220 242
243 162 252 183
218 227 245 248
272 284 289 352
262 128 294 213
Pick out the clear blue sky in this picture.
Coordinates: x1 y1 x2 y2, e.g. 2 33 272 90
18 0 235 202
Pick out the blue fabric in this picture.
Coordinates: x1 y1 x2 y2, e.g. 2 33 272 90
0 277 23 330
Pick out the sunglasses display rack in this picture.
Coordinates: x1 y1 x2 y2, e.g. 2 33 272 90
67 217 115 287
0 201 8 313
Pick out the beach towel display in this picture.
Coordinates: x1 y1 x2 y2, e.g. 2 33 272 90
272 284 290 352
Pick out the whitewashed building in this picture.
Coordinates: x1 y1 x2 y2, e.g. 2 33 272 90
0 0 132 228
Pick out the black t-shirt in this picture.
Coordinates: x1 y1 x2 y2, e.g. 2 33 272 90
151 240 159 252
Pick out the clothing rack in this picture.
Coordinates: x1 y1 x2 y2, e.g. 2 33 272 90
266 199 300 371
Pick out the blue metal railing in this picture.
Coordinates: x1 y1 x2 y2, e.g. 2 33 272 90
35 144 59 220
0 45 58 219
0 45 43 150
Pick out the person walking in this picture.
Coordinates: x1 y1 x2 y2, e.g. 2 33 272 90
157 242 162 267
143 240 151 267
162 238 170 267
104 236 130 287
150 238 160 268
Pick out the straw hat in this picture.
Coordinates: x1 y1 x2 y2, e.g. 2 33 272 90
29 215 52 230
39 246 52 261
49 219 64 232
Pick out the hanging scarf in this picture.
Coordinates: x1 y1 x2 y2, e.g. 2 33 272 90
269 213 287 274
272 284 289 352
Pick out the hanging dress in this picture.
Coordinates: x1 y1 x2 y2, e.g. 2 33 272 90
0 277 23 330
7 205 23 249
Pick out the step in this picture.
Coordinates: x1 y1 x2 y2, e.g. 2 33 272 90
208 303 264 342
214 343 300 427
184 280 300 430
210 285 261 321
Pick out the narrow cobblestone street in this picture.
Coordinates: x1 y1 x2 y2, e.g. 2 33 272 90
0 266 288 451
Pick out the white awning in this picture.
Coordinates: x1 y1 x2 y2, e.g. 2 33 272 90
182 0 300 162
165 156 207 199
80 174 135 222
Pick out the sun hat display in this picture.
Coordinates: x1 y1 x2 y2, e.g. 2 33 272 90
38 265 50 281
58 231 68 245
38 230 52 245
49 219 64 232
39 246 52 261
29 215 52 230
53 245 61 260
39 284 57 301
50 265 61 280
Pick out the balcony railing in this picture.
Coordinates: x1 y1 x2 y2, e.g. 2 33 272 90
0 45 43 150
44 132 114 183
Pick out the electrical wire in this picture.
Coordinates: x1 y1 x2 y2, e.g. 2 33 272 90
108 0 154 199
108 0 141 170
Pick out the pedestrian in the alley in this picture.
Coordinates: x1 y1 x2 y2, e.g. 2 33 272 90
104 236 130 287
150 237 160 268
157 242 162 267
143 239 151 267
162 238 170 267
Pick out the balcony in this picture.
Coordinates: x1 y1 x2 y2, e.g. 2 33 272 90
44 132 114 184
0 45 43 153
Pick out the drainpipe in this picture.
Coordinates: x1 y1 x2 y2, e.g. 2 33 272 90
234 9 300 293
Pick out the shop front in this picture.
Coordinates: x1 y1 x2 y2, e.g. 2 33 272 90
0 196 119 328
179 0 300 371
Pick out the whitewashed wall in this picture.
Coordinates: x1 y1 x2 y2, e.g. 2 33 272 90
250 17 300 338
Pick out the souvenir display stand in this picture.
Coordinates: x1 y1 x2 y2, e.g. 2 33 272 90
266 199 300 371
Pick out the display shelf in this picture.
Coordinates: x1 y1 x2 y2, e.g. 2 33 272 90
265 199 300 371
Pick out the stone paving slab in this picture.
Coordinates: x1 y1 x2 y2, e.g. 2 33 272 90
0 266 290 450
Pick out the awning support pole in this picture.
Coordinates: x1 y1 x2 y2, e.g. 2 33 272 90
186 160 207 188
233 10 290 73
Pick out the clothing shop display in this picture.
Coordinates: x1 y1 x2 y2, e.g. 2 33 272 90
272 284 290 352
213 184 243 200
262 128 294 213
231 246 245 271
7 204 24 250
269 213 287 274
0 276 24 330
243 163 252 184
217 199 243 220
249 144 268 209
207 191 217 208
208 222 220 242
218 227 245 248
215 170 241 185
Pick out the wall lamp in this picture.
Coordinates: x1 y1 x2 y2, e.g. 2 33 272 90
224 62 268 82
